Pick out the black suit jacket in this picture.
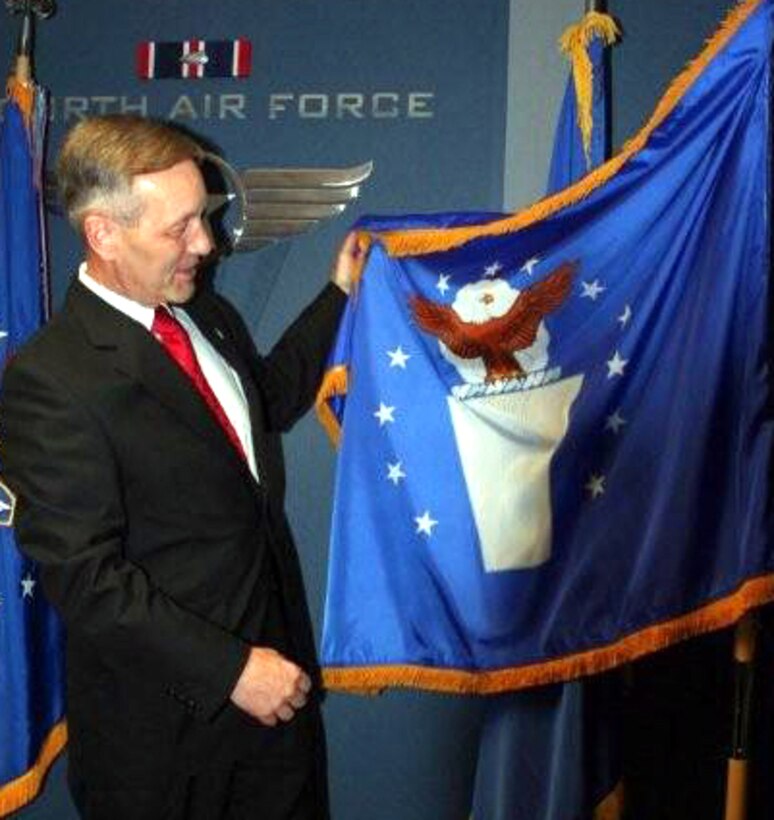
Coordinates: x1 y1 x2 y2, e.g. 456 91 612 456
0 278 345 789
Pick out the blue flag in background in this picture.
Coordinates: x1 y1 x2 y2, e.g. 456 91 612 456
318 0 772 695
472 9 623 820
0 98 66 817
545 11 618 196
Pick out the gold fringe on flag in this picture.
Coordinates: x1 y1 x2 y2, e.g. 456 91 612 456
315 365 349 447
559 11 620 169
0 721 67 816
323 573 774 695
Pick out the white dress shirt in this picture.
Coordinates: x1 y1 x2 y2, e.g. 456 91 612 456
78 263 259 482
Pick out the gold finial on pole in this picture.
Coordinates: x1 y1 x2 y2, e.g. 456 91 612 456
5 0 55 116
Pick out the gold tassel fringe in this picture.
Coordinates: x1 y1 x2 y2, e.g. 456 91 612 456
559 11 620 168
323 573 774 695
315 365 349 447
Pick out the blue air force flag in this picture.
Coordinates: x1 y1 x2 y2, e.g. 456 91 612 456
318 0 773 695
0 99 66 816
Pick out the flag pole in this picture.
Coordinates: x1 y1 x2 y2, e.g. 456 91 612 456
5 0 56 82
5 0 54 121
723 612 758 820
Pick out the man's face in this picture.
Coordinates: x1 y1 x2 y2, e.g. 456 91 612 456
104 159 213 306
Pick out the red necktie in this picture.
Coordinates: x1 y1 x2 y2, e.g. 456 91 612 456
152 307 247 462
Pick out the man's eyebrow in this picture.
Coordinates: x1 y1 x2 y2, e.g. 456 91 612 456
166 206 205 228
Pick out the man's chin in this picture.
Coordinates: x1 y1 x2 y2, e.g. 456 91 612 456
166 272 198 304
166 284 196 305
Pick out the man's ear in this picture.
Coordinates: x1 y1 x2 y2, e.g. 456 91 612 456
82 213 122 262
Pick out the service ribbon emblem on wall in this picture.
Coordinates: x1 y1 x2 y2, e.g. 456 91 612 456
136 38 252 80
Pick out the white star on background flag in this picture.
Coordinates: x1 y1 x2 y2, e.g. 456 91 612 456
437 274 451 295
386 461 407 485
374 403 396 426
618 304 632 327
605 410 627 434
581 279 606 301
520 257 539 275
414 510 439 536
606 351 628 378
483 262 502 278
585 474 606 499
20 573 36 599
387 347 411 369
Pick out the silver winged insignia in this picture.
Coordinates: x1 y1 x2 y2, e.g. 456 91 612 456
202 153 373 253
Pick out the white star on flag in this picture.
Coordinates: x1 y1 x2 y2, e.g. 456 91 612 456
414 510 438 536
605 410 627 434
386 461 406 485
374 402 396 426
606 351 628 378
581 279 606 300
585 474 606 499
483 262 502 278
0 498 10 513
387 347 411 369
0 330 8 340
618 304 632 327
437 274 451 295
520 257 539 275
20 574 36 599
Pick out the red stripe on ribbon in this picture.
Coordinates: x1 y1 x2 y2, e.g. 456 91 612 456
136 42 152 79
235 38 252 77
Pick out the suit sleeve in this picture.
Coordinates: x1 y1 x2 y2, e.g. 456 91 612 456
0 357 250 721
217 282 347 433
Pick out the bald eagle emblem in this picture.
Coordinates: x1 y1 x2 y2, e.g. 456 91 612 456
411 261 576 384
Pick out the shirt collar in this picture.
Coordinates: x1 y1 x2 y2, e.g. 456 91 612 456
78 262 157 331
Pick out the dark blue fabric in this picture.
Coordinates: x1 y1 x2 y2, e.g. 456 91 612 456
0 100 65 806
472 678 621 820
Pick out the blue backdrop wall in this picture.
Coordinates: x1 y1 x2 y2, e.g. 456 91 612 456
0 0 730 817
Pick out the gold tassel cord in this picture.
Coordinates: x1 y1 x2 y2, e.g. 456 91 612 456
559 11 620 169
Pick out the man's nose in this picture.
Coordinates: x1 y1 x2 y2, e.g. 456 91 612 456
189 217 213 257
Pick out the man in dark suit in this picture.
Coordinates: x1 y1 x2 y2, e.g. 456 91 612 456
0 115 360 819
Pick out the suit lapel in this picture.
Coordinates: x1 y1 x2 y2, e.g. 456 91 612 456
183 294 270 479
65 280 251 478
